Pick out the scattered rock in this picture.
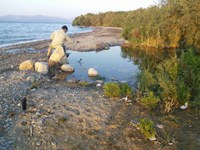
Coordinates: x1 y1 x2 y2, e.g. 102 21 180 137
149 136 156 141
19 60 34 71
49 46 69 65
35 62 48 74
61 64 75 72
156 124 164 129
21 121 28 126
88 68 99 77
35 141 41 146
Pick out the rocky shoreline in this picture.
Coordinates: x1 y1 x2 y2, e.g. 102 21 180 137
0 26 178 150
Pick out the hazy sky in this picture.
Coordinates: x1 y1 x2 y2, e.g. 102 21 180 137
0 0 157 19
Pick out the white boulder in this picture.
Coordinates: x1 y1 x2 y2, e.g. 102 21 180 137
88 68 98 77
19 60 34 71
35 62 48 74
61 64 75 72
49 46 68 65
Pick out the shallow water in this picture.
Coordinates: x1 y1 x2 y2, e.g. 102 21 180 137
66 46 139 86
0 22 92 47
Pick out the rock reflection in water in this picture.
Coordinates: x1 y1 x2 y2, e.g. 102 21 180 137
60 46 139 86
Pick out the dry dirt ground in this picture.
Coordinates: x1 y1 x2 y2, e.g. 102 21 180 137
0 27 199 150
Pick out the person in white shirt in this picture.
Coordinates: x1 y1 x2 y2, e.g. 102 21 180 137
47 25 73 59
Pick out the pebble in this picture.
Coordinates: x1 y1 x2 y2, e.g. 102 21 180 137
149 137 156 141
35 141 41 146
156 124 164 129
21 121 28 126
51 141 57 146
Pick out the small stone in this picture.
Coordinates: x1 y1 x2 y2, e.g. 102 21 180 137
21 121 27 126
168 142 173 146
31 88 36 91
35 141 41 146
36 112 42 117
61 64 75 72
156 124 164 129
149 137 156 141
51 141 57 146
88 68 98 77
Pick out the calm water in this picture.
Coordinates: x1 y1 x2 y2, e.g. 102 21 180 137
66 46 139 86
0 22 92 47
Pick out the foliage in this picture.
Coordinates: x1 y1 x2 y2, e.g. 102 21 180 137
103 82 133 99
30 81 39 89
103 82 121 98
137 69 156 90
178 49 200 104
139 91 160 110
78 81 91 86
156 57 179 112
118 83 133 99
139 118 156 139
73 0 200 50
135 48 200 112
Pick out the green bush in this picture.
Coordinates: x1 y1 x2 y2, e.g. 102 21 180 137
103 82 133 99
139 118 156 139
156 57 179 112
177 80 191 104
119 83 133 99
137 69 156 90
179 49 200 104
103 82 121 98
139 91 160 110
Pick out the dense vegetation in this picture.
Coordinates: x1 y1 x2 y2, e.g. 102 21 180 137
73 0 200 50
74 0 200 113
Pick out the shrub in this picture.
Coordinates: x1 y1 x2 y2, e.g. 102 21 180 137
177 80 191 104
139 91 160 110
139 118 156 139
103 82 133 99
78 81 91 86
119 83 133 99
103 82 121 98
137 69 156 90
30 81 39 89
156 57 179 112
179 49 200 105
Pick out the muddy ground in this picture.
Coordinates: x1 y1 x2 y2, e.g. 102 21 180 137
0 27 199 150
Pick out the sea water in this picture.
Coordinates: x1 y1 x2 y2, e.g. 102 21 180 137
0 22 92 47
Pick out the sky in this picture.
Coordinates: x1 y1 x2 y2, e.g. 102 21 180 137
0 0 157 19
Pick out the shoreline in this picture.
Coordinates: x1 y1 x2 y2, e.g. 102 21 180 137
0 26 125 53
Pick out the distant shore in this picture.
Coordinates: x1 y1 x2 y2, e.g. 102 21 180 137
0 26 124 53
